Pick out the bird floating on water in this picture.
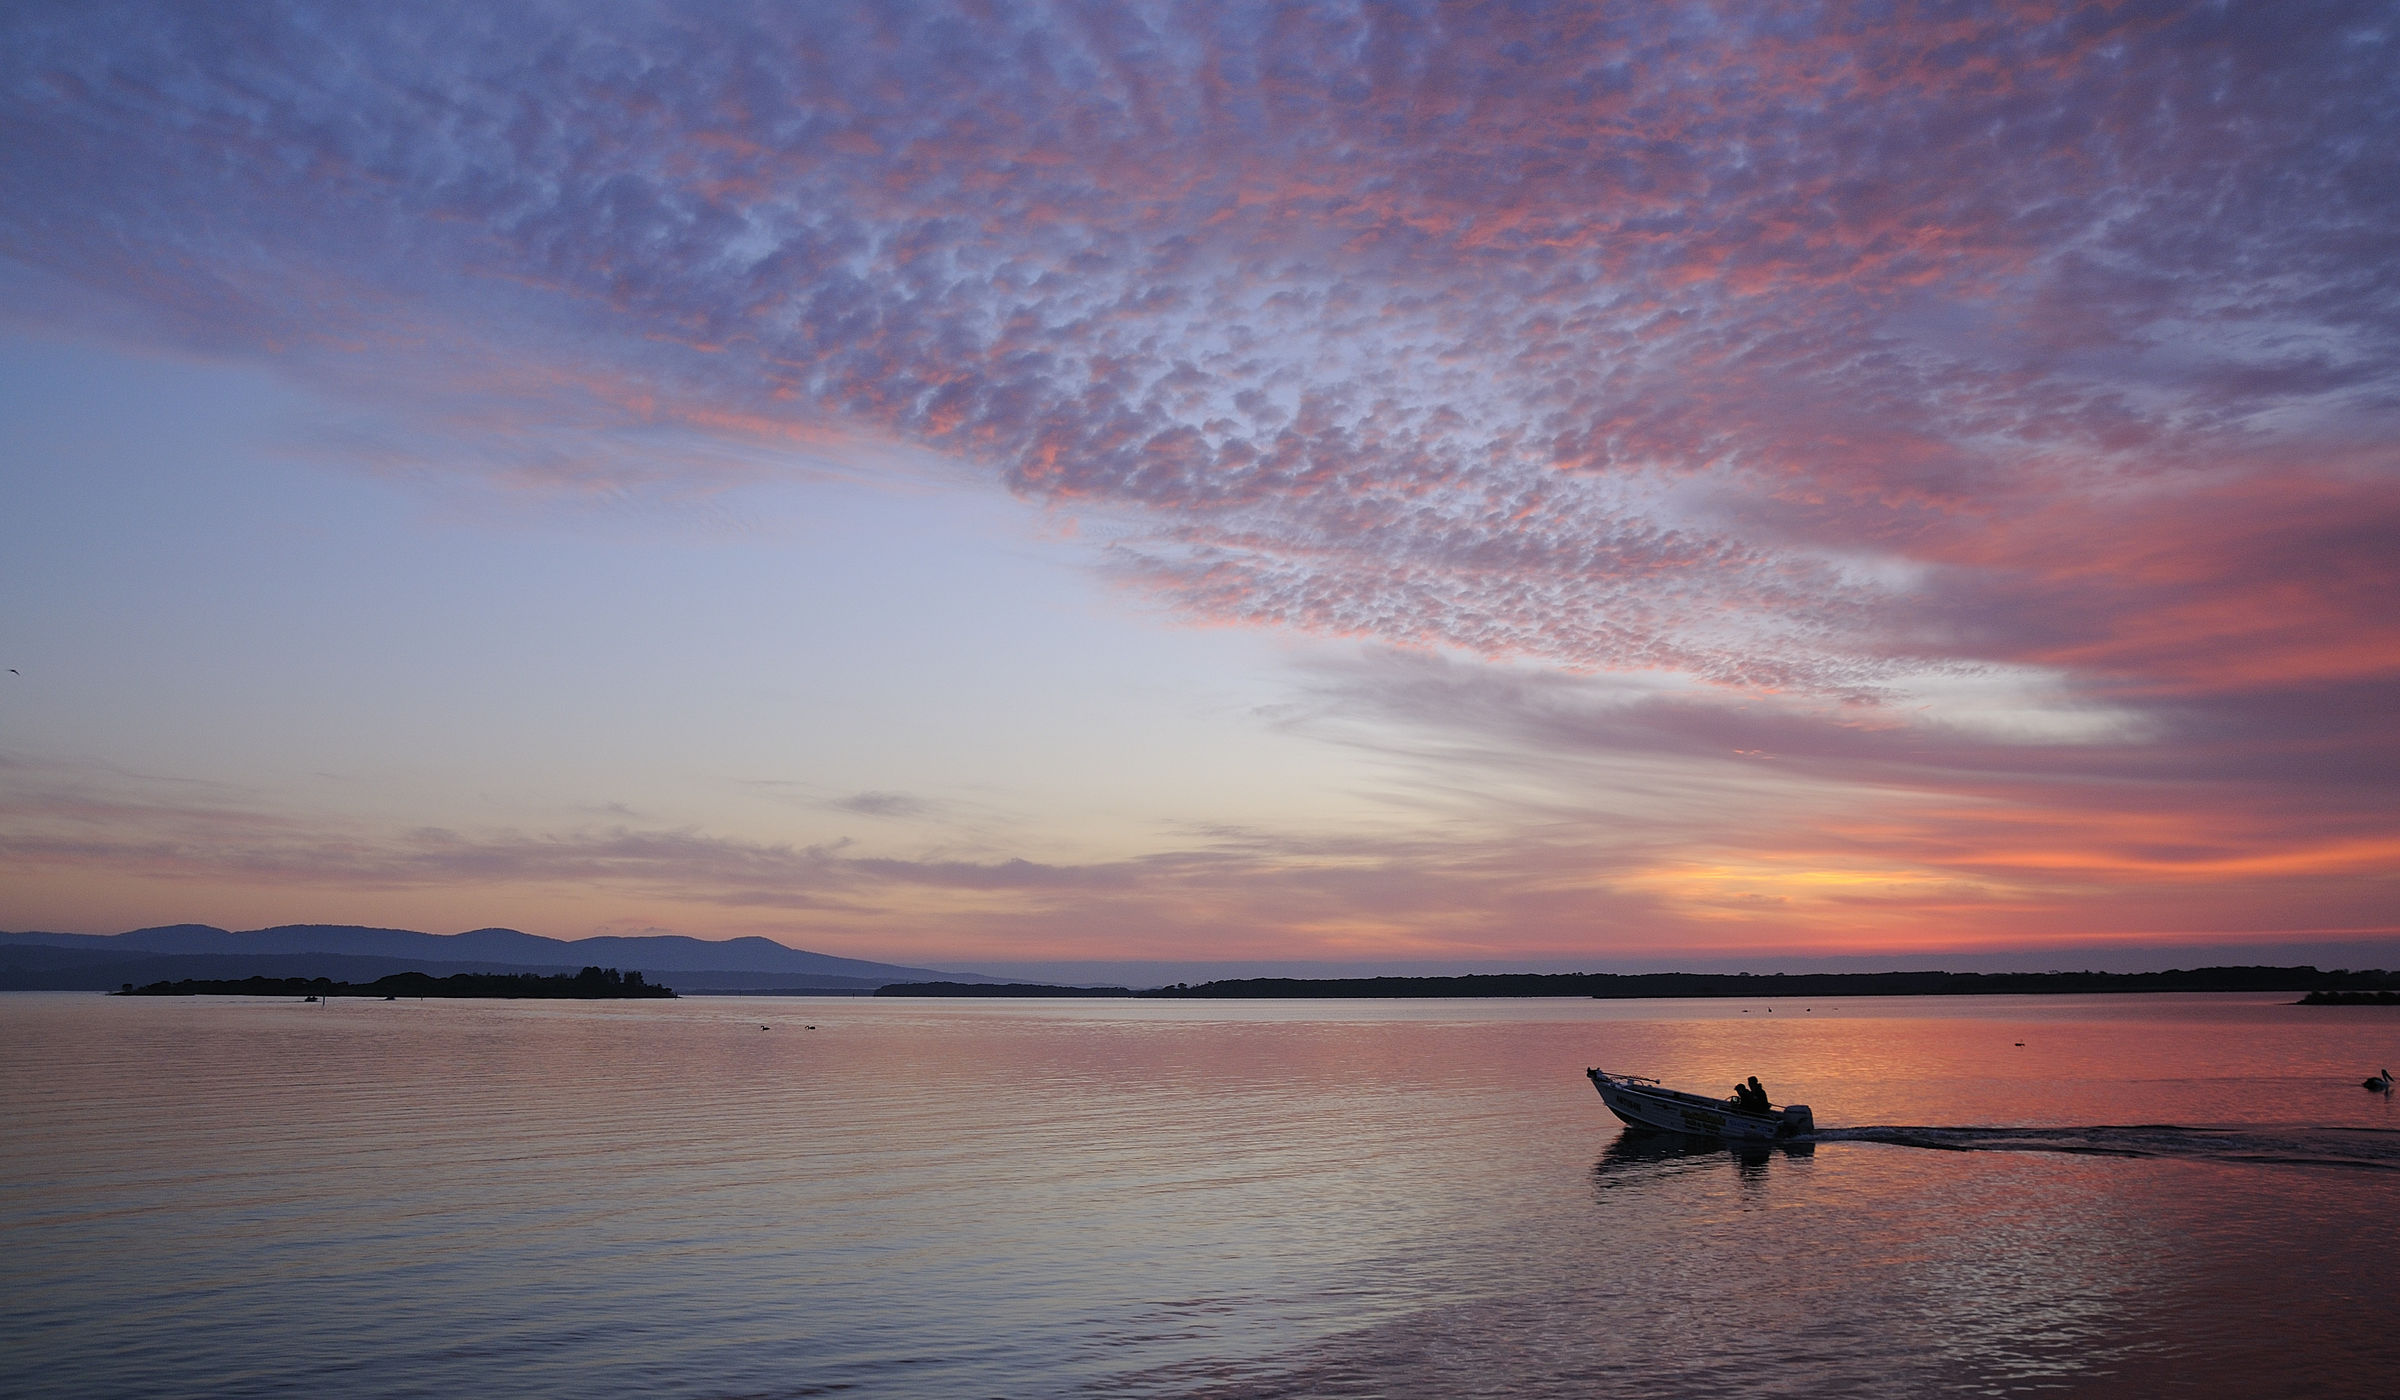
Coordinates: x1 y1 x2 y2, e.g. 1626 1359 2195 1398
2366 1067 2394 1093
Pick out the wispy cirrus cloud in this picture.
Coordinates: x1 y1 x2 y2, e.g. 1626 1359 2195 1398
828 790 938 820
0 755 1677 957
1288 649 2400 945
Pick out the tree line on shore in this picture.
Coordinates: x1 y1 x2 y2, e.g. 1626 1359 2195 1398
1140 967 2400 998
882 966 2399 999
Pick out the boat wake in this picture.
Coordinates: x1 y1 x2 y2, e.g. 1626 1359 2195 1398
1814 1123 2400 1171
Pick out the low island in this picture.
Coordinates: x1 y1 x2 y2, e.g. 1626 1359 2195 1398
2295 989 2400 1006
117 966 676 999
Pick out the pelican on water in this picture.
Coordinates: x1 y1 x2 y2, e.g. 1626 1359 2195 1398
2367 1068 2394 1092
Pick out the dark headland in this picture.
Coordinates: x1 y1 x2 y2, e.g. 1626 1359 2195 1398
2296 988 2400 1005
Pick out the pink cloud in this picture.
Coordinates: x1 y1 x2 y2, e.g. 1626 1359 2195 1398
4 2 2394 954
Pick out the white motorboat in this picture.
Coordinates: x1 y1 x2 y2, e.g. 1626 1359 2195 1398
1587 1068 1814 1141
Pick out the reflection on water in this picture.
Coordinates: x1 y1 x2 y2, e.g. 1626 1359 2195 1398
3 992 2397 1398
1591 1125 1815 1187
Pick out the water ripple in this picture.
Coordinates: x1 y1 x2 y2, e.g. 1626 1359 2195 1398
7 993 2399 1397
1818 1122 2400 1170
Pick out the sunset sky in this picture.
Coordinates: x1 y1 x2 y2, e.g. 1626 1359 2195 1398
3 1 2395 976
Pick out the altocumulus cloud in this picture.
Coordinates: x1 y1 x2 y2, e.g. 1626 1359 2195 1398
8 1 2391 693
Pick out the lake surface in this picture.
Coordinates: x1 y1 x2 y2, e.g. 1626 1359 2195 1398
4 992 2397 1397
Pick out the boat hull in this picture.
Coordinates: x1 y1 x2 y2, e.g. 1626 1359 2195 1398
1587 1068 1803 1141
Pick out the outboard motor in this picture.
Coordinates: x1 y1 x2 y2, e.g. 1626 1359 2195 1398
1779 1104 1815 1137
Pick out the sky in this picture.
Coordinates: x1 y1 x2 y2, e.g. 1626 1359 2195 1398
2 0 2396 975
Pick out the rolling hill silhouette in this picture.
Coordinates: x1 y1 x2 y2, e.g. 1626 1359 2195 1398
0 924 992 992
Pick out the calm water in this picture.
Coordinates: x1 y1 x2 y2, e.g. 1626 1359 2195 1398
4 992 2398 1398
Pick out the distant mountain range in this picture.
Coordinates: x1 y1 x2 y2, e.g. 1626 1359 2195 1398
0 924 994 992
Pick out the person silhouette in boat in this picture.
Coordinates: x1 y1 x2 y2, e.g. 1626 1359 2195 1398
1730 1076 1770 1113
